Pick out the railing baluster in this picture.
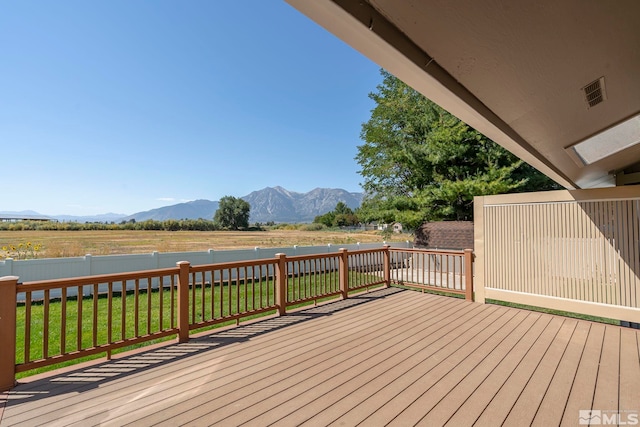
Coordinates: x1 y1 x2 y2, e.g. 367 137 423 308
24 292 32 363
134 279 140 337
458 255 462 290
235 267 240 316
43 289 50 359
226 268 231 316
251 266 256 310
158 276 164 330
107 282 113 345
200 272 205 322
147 278 152 334
61 287 67 354
244 266 249 312
191 272 196 324
210 270 216 319
170 275 175 328
93 283 99 347
121 280 126 341
77 285 82 351
222 269 227 315
305 260 310 299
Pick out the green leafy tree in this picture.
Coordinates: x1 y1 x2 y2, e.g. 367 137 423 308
313 201 359 227
356 70 560 226
213 196 251 230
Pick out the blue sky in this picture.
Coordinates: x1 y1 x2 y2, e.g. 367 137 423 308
1 1 381 216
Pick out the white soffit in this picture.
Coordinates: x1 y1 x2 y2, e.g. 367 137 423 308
286 0 576 189
286 0 640 190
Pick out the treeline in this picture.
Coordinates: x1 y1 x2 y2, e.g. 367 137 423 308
0 219 223 232
0 219 336 232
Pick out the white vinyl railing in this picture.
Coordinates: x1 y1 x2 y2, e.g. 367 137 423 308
474 187 640 324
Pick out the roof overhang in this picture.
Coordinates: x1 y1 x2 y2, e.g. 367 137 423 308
286 0 640 189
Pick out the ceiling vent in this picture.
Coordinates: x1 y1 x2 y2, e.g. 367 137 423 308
582 77 606 108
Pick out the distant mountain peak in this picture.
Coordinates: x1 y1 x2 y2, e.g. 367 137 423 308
125 186 363 223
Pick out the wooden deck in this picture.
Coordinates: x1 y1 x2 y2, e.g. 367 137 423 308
1 287 639 426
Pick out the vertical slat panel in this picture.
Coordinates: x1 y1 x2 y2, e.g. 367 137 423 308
618 201 628 307
485 204 495 292
509 204 516 291
567 203 574 299
483 194 640 314
503 205 510 291
633 200 640 308
595 201 605 303
530 204 537 296
624 200 634 307
576 202 585 302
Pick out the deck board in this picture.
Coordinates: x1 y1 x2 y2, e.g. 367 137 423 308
1 287 639 427
532 320 590 427
619 328 640 413
592 326 621 412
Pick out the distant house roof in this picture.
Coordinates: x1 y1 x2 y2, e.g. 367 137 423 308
414 221 474 250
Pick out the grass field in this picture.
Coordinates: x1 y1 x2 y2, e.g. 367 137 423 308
0 229 402 258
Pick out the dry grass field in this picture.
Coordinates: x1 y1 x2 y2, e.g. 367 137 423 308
0 229 403 259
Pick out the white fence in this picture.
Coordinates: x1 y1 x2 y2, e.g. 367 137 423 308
1 242 411 284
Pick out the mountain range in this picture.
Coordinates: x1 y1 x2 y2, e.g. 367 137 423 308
3 187 363 224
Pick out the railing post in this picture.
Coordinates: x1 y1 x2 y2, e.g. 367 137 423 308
0 276 18 391
275 253 287 316
464 249 474 301
339 248 349 299
383 245 391 287
177 261 190 343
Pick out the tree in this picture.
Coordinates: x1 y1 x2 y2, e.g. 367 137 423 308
356 70 560 227
213 196 251 230
313 201 359 227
